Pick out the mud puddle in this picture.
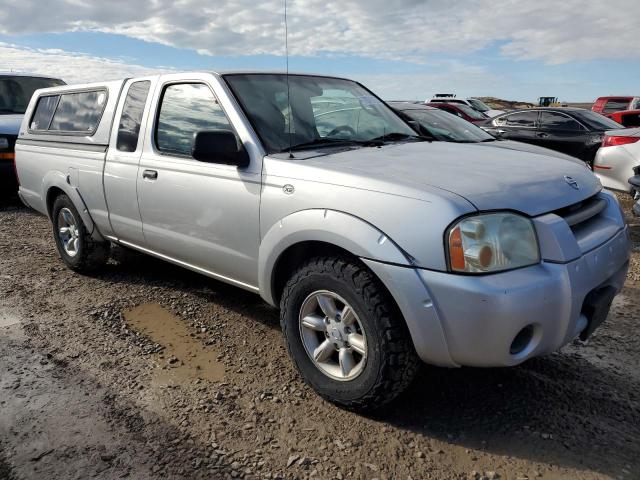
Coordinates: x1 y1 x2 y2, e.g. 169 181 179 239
123 303 224 385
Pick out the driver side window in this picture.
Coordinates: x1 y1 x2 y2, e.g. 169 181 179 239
156 83 232 157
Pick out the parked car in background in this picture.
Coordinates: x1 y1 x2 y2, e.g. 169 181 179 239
426 101 489 124
390 102 585 164
593 128 640 192
605 109 640 128
0 73 65 197
481 108 624 165
592 96 640 115
427 95 505 117
16 72 629 410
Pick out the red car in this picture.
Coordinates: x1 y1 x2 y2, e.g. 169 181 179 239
592 96 640 115
605 109 640 128
425 102 488 124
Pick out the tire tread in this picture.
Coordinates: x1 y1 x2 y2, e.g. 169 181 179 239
280 255 419 410
52 194 110 272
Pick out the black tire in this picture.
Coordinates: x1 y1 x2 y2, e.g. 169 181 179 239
280 256 419 410
51 194 110 272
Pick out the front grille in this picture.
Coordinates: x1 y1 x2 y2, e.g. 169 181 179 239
553 195 607 230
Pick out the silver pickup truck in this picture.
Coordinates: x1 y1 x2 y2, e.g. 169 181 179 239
15 72 630 410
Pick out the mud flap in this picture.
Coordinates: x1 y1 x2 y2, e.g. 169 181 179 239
579 286 617 340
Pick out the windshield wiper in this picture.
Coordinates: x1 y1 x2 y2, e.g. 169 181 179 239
284 138 363 152
283 132 431 153
367 132 431 143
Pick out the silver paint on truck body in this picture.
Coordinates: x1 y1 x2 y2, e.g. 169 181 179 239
15 71 630 368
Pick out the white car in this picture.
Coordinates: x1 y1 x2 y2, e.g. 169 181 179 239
426 95 505 118
593 128 640 192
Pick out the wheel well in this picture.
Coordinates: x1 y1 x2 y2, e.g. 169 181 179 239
46 187 65 218
270 240 405 311
271 241 359 306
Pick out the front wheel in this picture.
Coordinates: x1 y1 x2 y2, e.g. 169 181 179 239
280 257 419 410
51 194 110 272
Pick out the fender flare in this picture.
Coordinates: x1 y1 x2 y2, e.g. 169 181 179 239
258 208 412 306
42 170 102 240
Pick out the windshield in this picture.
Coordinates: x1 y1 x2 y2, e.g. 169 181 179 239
572 110 623 130
400 108 494 142
0 76 65 115
224 74 416 153
454 104 488 120
467 98 490 112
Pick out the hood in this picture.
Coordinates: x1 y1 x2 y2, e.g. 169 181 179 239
0 114 23 135
477 139 584 164
294 141 601 217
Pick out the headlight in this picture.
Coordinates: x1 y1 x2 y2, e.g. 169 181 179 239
0 137 8 150
447 213 540 274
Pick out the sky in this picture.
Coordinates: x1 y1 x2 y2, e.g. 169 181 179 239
0 0 639 102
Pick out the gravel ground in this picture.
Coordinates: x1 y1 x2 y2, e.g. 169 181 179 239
0 194 639 480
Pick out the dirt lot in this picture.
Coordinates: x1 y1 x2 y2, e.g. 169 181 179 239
1 194 639 480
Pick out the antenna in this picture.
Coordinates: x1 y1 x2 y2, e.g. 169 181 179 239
284 0 294 158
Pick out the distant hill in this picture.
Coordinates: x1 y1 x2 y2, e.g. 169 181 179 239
477 97 594 111
476 97 535 110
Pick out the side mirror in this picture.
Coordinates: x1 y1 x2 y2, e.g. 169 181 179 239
192 130 249 168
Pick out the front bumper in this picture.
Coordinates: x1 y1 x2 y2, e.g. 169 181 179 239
364 226 630 368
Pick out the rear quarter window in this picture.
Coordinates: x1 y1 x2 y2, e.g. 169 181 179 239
117 81 151 152
603 99 631 114
31 89 108 134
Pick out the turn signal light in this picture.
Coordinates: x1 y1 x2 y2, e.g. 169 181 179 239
602 135 640 148
448 226 466 271
0 152 15 160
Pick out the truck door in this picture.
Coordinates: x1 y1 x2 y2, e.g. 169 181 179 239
136 79 261 290
104 78 156 244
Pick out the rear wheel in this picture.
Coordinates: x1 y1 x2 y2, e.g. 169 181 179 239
52 194 110 272
280 256 419 410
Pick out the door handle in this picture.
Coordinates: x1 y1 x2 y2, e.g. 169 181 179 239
537 132 549 138
142 169 158 180
496 129 506 134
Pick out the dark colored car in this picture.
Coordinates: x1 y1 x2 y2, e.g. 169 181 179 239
480 108 624 164
0 73 65 197
390 102 494 142
425 102 488 124
606 109 640 128
390 102 584 164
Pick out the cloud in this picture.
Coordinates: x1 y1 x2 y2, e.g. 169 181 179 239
0 43 166 83
0 0 638 64
0 41 505 100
